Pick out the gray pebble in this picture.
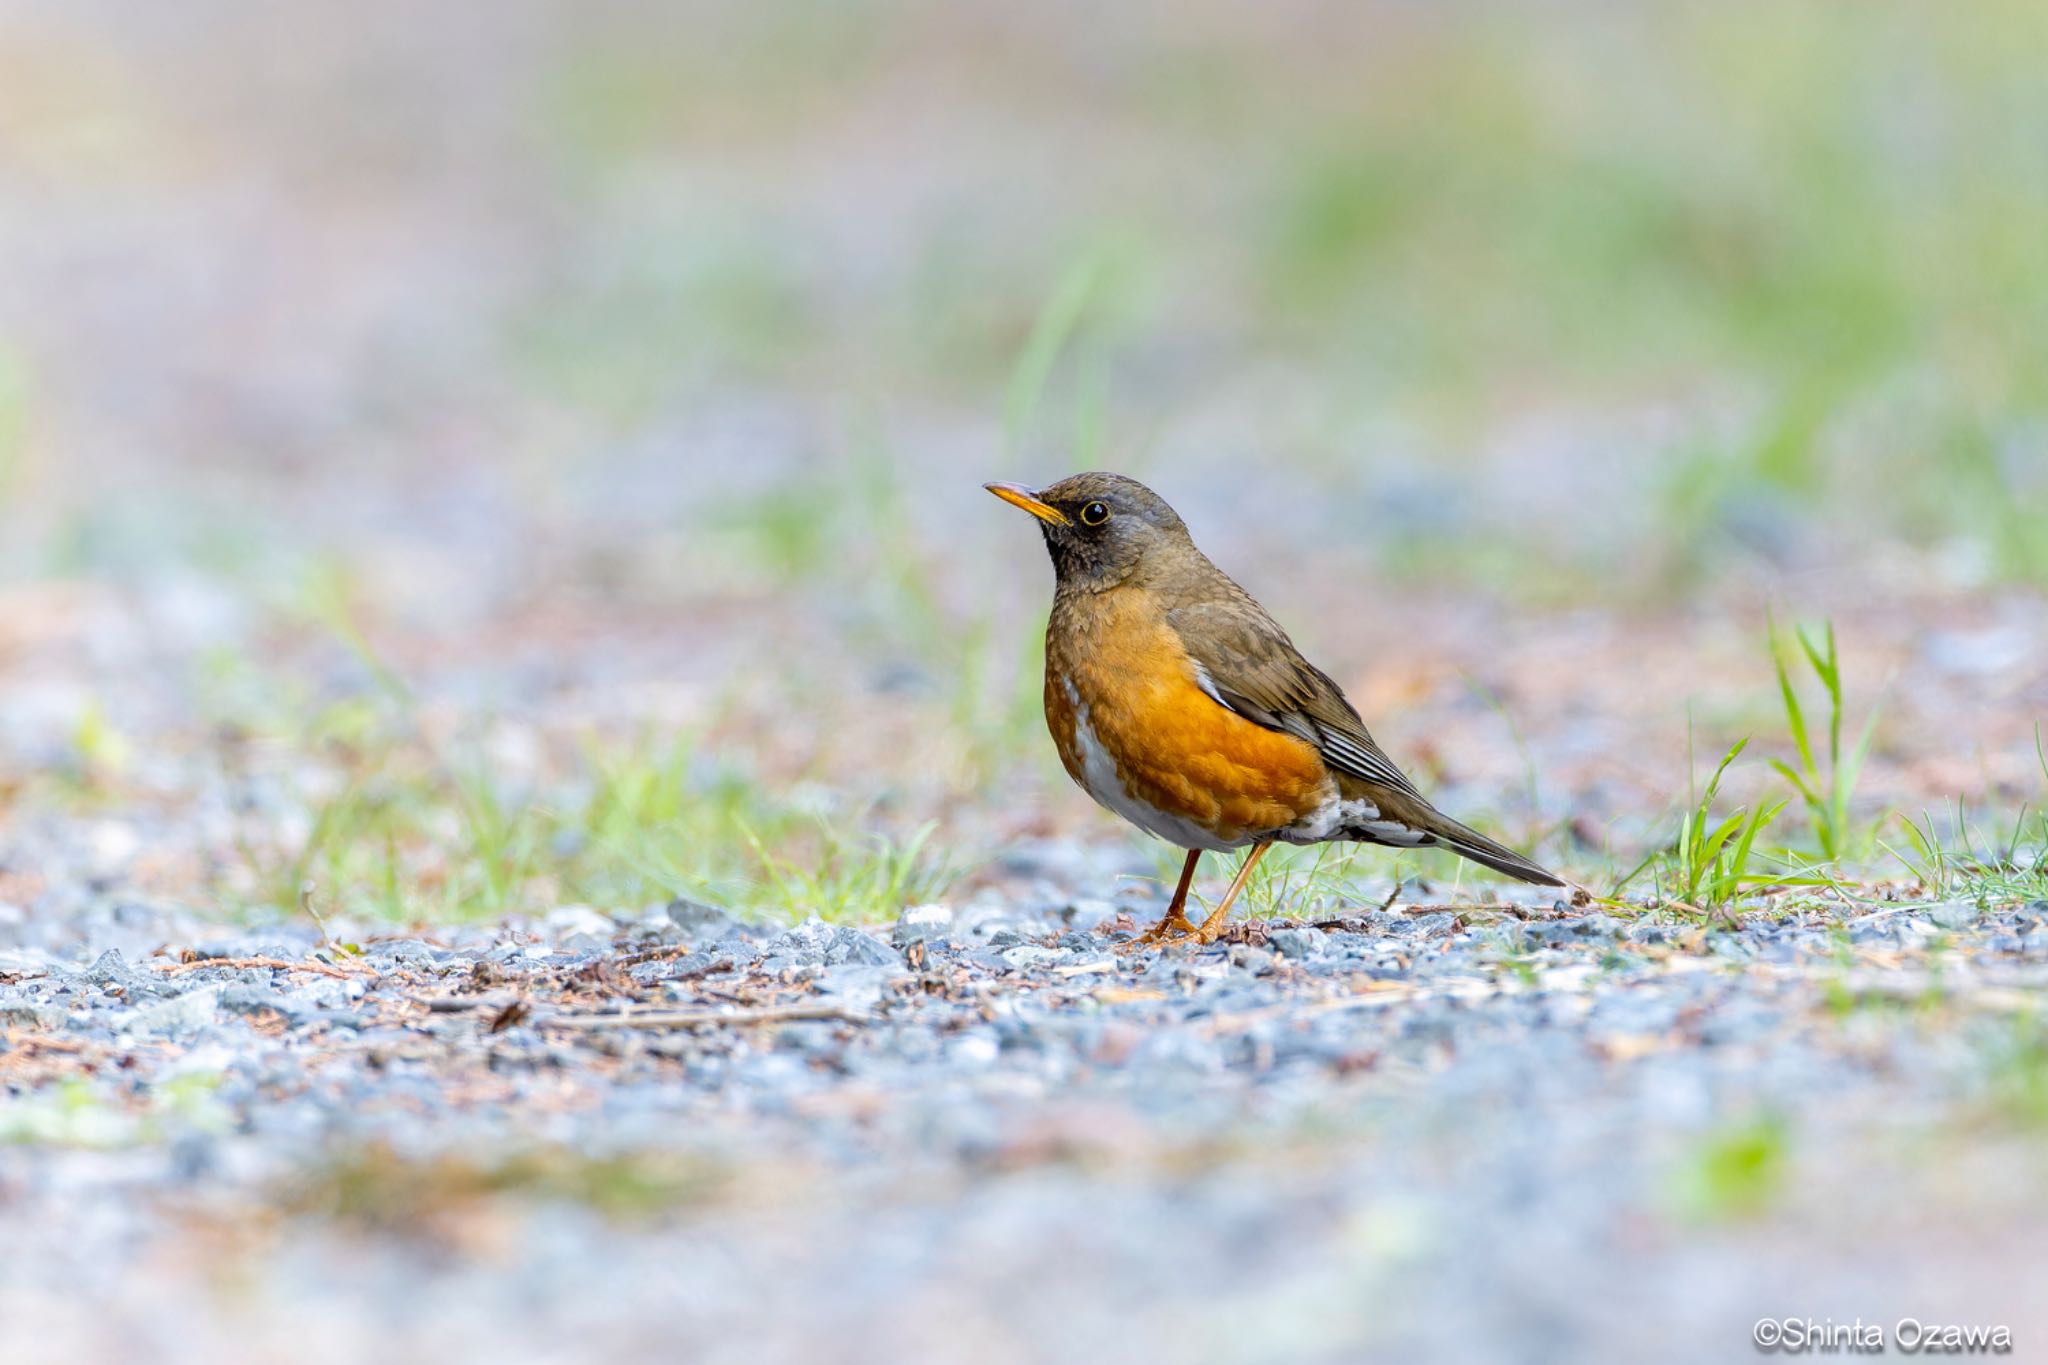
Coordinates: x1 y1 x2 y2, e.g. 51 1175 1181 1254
893 903 954 946
828 927 901 967
124 985 224 1038
1417 912 1464 939
763 918 836 965
666 898 733 939
1268 928 1321 960
1924 901 1982 931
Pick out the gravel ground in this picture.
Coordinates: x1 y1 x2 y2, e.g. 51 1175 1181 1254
5 875 2047 1365
6 6 2047 1361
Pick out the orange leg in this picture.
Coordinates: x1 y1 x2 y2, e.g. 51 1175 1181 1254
1187 840 1275 945
1138 848 1204 943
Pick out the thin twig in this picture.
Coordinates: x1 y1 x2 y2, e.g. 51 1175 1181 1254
539 1003 871 1031
154 956 359 980
610 943 695 968
1 1033 89 1054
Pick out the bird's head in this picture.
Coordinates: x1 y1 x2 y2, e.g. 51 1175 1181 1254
984 471 1192 591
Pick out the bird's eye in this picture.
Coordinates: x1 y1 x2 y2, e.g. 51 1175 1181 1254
1080 501 1111 527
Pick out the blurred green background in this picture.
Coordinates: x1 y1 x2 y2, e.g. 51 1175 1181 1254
4 0 2046 582
2 0 2045 922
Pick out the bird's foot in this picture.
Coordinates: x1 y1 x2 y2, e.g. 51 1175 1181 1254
1135 912 1200 946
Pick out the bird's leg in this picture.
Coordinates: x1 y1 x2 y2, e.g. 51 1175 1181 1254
1138 848 1204 943
1188 841 1275 945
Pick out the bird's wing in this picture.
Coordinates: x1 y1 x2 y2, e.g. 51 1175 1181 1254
1165 595 1423 798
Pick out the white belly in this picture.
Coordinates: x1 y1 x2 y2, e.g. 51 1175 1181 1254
1060 681 1432 854
1065 683 1246 852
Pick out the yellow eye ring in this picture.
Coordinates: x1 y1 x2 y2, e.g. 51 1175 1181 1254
1080 501 1111 526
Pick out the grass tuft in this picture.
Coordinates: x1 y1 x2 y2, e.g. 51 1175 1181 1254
287 1142 741 1236
1234 842 1390 922
1767 617 1880 865
1674 1114 1791 1221
1985 1017 2048 1130
1659 736 1788 914
744 818 955 925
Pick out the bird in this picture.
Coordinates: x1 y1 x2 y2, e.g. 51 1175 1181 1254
986 471 1563 945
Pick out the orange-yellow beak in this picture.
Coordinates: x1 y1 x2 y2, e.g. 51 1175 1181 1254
984 481 1070 527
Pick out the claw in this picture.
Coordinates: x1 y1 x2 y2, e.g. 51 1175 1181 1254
1129 848 1208 949
1135 913 1199 945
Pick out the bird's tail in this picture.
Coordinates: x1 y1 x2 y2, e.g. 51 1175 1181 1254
1414 807 1564 887
1339 779 1566 887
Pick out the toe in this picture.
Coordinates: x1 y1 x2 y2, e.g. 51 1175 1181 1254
1135 915 1199 946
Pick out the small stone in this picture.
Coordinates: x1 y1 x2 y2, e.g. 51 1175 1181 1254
893 903 953 946
1924 901 1981 931
814 963 904 1006
763 917 836 966
827 927 899 967
1001 944 1064 970
0 988 61 1029
364 939 438 967
666 898 733 938
1268 928 1320 960
1710 933 1757 961
1139 954 1190 985
1481 922 1533 952
219 985 297 1017
127 985 224 1037
86 949 134 987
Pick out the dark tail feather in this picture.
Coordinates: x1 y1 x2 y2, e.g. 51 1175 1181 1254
1419 810 1564 887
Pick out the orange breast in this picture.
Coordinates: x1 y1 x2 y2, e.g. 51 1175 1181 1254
1044 586 1334 846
